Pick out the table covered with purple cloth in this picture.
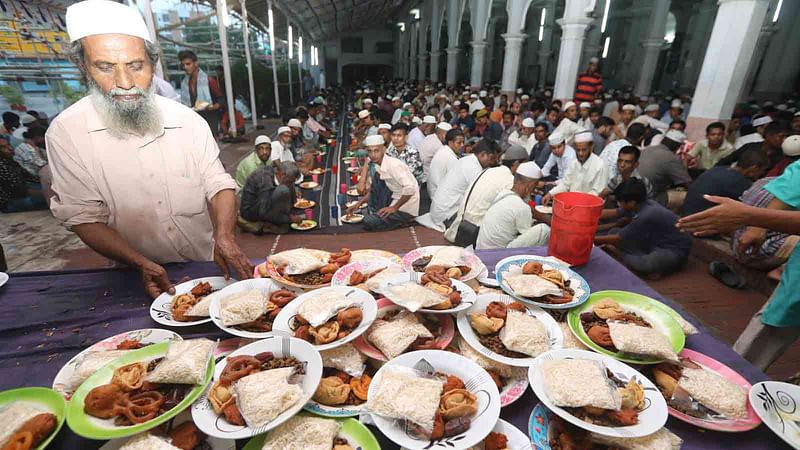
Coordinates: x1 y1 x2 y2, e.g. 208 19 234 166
0 246 790 449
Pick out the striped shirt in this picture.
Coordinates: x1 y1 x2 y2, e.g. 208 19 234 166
574 71 603 102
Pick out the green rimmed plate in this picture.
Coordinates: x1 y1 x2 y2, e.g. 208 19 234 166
241 416 380 450
66 341 214 439
0 387 66 450
567 290 685 364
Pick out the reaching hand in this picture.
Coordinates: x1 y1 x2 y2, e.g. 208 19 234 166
541 194 553 206
214 236 254 280
141 261 174 299
677 195 753 236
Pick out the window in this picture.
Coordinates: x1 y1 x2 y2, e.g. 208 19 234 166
341 37 363 53
375 41 393 54
664 12 676 44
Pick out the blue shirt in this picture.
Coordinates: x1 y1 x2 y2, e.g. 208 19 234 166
619 200 693 255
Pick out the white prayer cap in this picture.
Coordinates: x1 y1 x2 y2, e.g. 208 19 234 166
795 111 800 117
412 116 423 125
777 104 788 111
357 109 370 119
288 118 302 128
593 99 603 104
590 56 600 64
603 93 612 99
277 126 291 135
579 102 591 109
403 102 412 108
462 91 470 95
453 100 461 106
254 135 270 146
20 114 37 125
470 93 478 99
378 123 391 130
548 132 565 146
425 86 433 91
752 116 773 127
479 90 487 97
521 94 530 100
763 101 774 107
574 131 593 143
356 89 362 94
563 101 577 111
782 135 800 157
622 104 637 111
66 0 151 43
363 98 373 104
392 96 401 101
669 99 682 109
664 129 687 144
437 122 453 131
364 134 384 146
544 90 552 96
644 104 659 113
364 88 373 94
516 161 543 179
423 115 437 124
521 117 536 128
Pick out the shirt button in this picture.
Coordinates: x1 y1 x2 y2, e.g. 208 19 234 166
158 200 163 205
168 226 173 231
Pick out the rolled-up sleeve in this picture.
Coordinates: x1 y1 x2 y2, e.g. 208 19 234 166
45 122 109 228
393 162 418 197
195 120 235 200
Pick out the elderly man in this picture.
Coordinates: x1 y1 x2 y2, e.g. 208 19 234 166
348 134 419 231
477 162 550 249
543 131 609 204
234 135 271 191
428 128 464 198
408 115 435 149
540 132 577 180
270 126 296 164
553 101 584 144
239 161 302 234
48 0 251 298
419 122 453 180
178 50 223 137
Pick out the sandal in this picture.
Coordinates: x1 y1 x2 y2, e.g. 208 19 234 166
709 261 746 289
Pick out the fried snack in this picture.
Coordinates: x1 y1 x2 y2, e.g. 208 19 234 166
208 381 235 414
522 261 543 275
294 325 311 341
587 325 614 347
592 298 625 319
485 301 508 320
4 413 57 450
116 339 143 350
469 313 504 335
425 282 453 296
171 293 198 322
310 321 340 344
170 421 203 450
1 432 32 450
336 307 363 329
313 376 351 405
652 368 679 399
486 370 503 390
484 432 509 450
349 271 366 286
607 408 639 426
350 375 371 401
445 267 462 278
539 269 566 289
424 265 446 275
430 413 445 440
439 389 478 420
219 355 261 386
320 263 339 274
442 375 465 393
329 248 352 265
190 281 213 297
111 362 147 392
84 384 124 419
448 291 462 306
507 302 526 312
269 289 296 307
115 391 165 424
619 379 645 410
222 403 245 426
421 271 451 286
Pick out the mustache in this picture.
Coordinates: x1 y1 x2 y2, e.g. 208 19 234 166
106 87 148 98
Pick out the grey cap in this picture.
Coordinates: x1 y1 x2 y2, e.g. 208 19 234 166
503 144 529 161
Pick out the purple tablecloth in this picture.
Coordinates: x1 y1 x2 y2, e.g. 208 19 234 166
0 247 790 449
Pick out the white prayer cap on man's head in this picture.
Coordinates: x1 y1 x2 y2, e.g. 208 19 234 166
470 93 478 99
453 100 461 106
670 99 683 109
355 89 363 94
363 98 373 104
574 131 593 143
664 129 687 144
412 116 423 125
563 101 577 111
579 102 591 109
254 135 270 146
288 118 302 128
66 0 151 43
603 93 612 99
423 115 437 124
783 135 800 156
752 116 773 127
548 132 565 146
622 104 637 111
544 90 552 96
521 117 536 128
277 126 291 135
644 104 659 113
521 94 530 100
20 114 37 124
589 56 600 64
364 134 384 146
594 99 603 104
516 161 543 179
378 123 391 130
516 88 523 94
479 90 487 97
436 122 452 131
402 102 411 108
462 91 470 95
795 111 800 117
391 96 401 101
763 101 774 107
777 104 788 111
357 109 370 119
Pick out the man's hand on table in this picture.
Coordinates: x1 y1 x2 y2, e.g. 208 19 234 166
141 260 175 299
214 235 254 280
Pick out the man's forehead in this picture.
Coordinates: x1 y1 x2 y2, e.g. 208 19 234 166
82 33 147 60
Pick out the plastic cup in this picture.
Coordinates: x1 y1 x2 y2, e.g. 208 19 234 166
304 209 313 220
534 194 543 205
340 183 347 194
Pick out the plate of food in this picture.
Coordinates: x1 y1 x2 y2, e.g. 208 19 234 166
528 349 668 438
401 246 485 282
750 381 800 449
346 167 361 174
353 298 455 362
496 255 590 309
150 277 236 327
341 213 363 224
66 339 215 439
401 418 528 450
376 271 477 315
529 402 682 450
299 181 319 190
210 278 300 339
456 338 528 407
646 348 760 432
272 286 378 351
309 168 326 175
294 198 316 209
534 205 553 214
52 329 182 400
346 188 360 197
593 290 699 336
266 248 334 289
0 387 66 450
331 259 404 289
567 294 685 364
457 294 563 367
190 336 322 440
242 415 380 450
350 249 402 264
98 409 235 450
291 220 317 231
303 343 374 417
366 349 501 450
345 200 363 210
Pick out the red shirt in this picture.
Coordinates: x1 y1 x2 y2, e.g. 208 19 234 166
575 71 602 102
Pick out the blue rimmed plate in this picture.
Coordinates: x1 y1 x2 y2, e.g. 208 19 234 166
496 255 590 310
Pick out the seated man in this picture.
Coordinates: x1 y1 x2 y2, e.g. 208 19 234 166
1 135 46 213
540 132 577 180
596 178 693 277
386 123 424 185
600 145 654 200
680 149 768 217
428 128 464 199
686 121 735 172
234 135 271 192
347 134 419 231
239 161 302 234
476 162 551 249
638 129 692 206
543 131 609 204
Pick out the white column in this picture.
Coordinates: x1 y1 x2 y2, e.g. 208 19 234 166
468 0 492 89
687 0 770 140
580 0 604 69
500 0 533 97
470 42 488 89
319 46 326 89
445 0 466 86
552 0 593 101
409 21 419 80
418 3 430 81
240 0 258 128
268 0 280 116
216 0 237 135
429 0 446 82
483 18 497 84
634 0 671 95
446 47 461 85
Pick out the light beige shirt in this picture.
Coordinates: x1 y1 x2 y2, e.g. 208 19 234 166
549 153 609 196
376 155 420 216
45 95 235 264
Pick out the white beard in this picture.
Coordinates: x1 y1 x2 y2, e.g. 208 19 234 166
89 78 162 139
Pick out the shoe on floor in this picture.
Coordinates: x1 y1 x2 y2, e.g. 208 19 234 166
709 261 746 289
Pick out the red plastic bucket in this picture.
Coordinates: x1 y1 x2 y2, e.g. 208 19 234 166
547 192 604 266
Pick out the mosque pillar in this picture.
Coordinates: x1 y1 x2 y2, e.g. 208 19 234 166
580 0 604 70
552 0 593 101
483 18 498 85
409 21 419 80
537 0 556 88
418 6 431 81
470 42 488 89
429 0 446 82
468 0 492 89
738 24 774 101
500 0 533 98
687 0 770 141
634 0 671 96
445 0 467 86
446 48 462 86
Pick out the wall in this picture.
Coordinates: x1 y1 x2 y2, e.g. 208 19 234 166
322 28 396 85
